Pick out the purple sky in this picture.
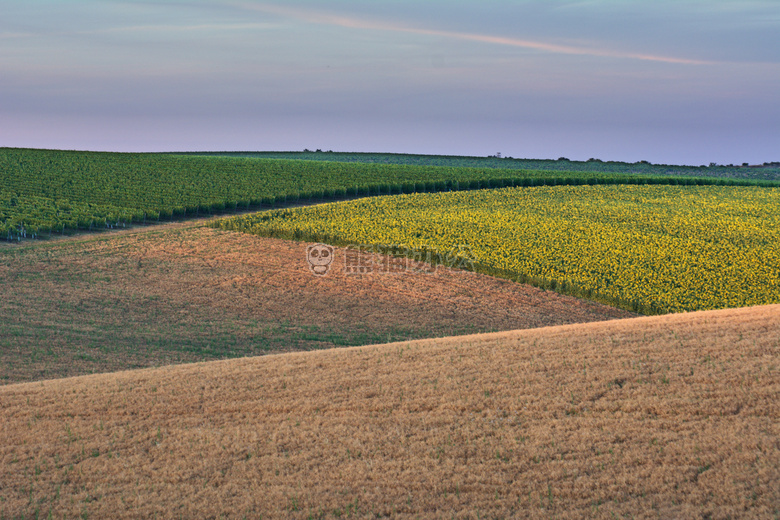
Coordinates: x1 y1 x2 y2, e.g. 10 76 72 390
2 1 779 165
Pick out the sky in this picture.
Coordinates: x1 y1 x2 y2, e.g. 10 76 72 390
1 0 779 165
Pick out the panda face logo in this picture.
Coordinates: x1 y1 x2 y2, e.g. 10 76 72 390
306 243 334 275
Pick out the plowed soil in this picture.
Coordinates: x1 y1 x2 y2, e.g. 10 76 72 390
1 305 778 518
0 224 632 384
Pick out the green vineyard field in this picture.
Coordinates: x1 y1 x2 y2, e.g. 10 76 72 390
180 151 780 180
2 147 778 241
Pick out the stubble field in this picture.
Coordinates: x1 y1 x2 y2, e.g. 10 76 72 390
1 304 777 518
0 223 631 384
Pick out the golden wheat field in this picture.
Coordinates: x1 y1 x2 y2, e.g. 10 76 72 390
1 304 778 519
215 185 780 314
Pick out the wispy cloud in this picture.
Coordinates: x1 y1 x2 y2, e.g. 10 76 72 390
232 2 715 65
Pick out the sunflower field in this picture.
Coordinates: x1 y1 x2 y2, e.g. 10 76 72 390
213 185 780 314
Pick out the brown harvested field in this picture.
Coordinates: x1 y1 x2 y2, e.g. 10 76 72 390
1 304 778 519
0 223 632 384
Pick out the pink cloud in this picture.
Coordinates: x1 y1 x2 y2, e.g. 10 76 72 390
233 2 714 66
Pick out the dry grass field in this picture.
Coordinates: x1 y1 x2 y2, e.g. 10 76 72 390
0 223 631 384
1 304 777 519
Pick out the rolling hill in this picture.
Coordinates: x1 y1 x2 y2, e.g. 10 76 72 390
1 304 777 518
